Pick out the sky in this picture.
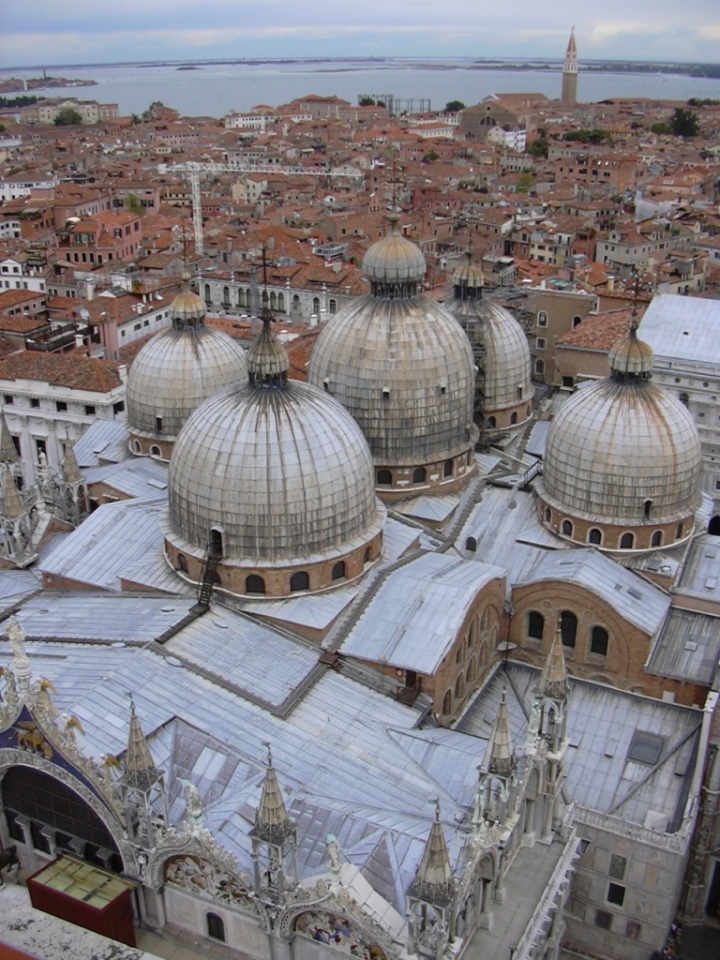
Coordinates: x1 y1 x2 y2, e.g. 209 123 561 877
1 0 719 69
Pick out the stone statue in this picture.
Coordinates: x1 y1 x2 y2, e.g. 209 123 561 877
7 615 30 680
326 833 341 876
179 778 204 828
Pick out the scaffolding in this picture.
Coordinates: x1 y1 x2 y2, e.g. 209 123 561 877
358 94 431 116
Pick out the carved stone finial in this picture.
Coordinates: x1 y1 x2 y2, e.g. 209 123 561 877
7 615 31 684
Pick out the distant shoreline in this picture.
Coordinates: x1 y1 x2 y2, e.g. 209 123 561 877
0 76 97 94
0 57 718 80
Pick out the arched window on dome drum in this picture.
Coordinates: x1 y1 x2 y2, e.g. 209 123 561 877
444 459 453 477
133 440 141 453
312 297 320 315
246 575 265 595
290 571 309 592
676 523 684 540
377 469 392 486
588 528 602 545
651 530 663 547
486 416 496 429
643 499 653 520
207 913 225 943
413 467 426 484
177 553 188 573
544 507 551 522
590 626 609 657
443 690 452 715
455 675 464 700
329 299 337 314
332 561 346 581
510 412 518 425
560 611 577 648
150 445 161 457
528 611 544 641
620 532 634 550
465 536 477 552
562 519 573 537
210 527 224 559
364 547 372 564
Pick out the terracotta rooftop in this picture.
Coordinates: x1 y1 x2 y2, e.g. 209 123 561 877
0 350 122 393
556 308 640 351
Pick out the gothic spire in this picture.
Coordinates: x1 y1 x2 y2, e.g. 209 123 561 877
2 472 24 519
408 802 454 906
253 745 295 843
486 688 515 777
538 619 569 701
61 441 83 485
122 696 160 790
0 415 18 464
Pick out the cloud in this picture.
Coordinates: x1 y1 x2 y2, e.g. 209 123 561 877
695 24 720 40
588 21 670 44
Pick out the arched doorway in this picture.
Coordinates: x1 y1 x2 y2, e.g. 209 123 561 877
1 765 123 872
709 516 720 536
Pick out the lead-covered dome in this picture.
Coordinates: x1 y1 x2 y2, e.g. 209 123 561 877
164 318 385 598
309 225 478 500
126 279 247 461
537 323 702 551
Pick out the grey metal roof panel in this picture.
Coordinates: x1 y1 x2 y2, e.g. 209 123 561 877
525 421 550 459
240 584 358 631
458 662 701 828
165 607 319 706
674 533 720 604
0 568 41 614
646 607 720 684
640 293 720 364
82 458 169 498
513 548 671 635
393 495 460 523
39 497 177 593
73 418 131 467
339 553 505 673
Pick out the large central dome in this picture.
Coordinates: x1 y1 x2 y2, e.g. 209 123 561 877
165 317 385 598
308 223 478 500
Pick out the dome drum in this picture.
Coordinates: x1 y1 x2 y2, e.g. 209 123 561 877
373 441 478 502
537 492 697 554
483 400 533 436
128 433 174 463
163 526 383 600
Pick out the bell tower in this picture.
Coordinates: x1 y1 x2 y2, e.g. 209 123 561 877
561 28 578 105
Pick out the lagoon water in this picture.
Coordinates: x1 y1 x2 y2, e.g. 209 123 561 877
3 59 720 118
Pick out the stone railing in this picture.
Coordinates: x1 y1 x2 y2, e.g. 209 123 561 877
513 830 580 960
573 806 688 854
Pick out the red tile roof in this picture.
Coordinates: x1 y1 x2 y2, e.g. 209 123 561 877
0 351 122 392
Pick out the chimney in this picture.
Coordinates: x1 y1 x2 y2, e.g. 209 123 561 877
118 364 128 383
74 333 84 350
86 278 96 301
607 275 615 291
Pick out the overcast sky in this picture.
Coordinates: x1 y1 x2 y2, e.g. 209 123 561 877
1 1 719 68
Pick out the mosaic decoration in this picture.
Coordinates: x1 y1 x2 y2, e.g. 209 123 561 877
294 909 387 960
